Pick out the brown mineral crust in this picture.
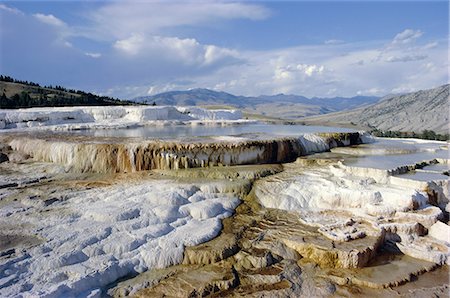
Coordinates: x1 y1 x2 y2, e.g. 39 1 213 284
133 264 238 298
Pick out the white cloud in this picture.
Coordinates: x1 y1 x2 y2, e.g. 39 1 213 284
155 36 204 64
423 62 438 72
204 45 239 66
178 35 446 97
31 12 74 51
385 54 427 63
85 1 270 40
114 34 239 67
147 83 183 96
85 52 102 58
297 64 325 76
392 29 423 45
390 85 417 94
373 29 430 64
324 39 344 45
423 41 439 49
357 88 385 96
274 63 324 82
274 67 293 81
0 4 23 15
114 34 145 55
33 13 67 27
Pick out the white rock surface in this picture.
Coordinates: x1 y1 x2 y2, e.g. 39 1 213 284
0 179 240 297
255 138 450 265
256 164 428 216
175 106 242 121
428 221 450 244
0 106 243 131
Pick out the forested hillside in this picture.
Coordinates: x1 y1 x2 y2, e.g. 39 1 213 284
0 75 134 108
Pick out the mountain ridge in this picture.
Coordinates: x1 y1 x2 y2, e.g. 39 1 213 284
301 84 449 134
133 88 380 119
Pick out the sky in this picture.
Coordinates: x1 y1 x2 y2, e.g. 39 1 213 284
0 0 448 99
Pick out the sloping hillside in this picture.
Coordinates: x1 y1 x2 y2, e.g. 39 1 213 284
0 76 132 108
302 84 449 134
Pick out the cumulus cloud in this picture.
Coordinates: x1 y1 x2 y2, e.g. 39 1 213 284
391 29 423 45
113 34 145 55
114 34 240 67
298 64 325 76
33 13 66 27
187 32 446 98
124 33 446 98
273 63 325 85
204 45 239 66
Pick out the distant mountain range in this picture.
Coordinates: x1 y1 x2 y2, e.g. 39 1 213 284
302 84 449 134
133 89 380 119
6 76 445 134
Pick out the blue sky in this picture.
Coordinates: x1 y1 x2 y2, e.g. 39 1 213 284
0 1 448 99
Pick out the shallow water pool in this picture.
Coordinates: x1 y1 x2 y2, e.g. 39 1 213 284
68 123 355 139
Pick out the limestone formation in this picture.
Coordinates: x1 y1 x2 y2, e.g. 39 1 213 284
1 131 449 297
4 132 368 173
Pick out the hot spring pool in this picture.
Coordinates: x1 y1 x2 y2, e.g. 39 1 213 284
66 123 355 139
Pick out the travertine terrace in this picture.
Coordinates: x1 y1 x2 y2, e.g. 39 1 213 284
4 131 363 173
0 106 448 297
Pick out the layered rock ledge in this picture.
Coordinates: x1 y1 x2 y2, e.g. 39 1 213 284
3 132 370 173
